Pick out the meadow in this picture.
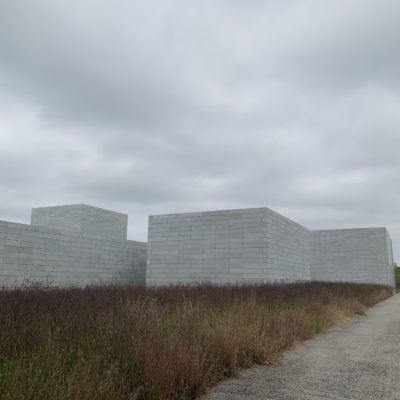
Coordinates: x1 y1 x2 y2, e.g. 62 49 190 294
0 281 392 399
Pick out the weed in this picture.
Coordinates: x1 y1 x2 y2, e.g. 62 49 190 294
0 281 392 399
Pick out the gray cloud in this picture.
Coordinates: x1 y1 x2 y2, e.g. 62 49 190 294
0 0 400 259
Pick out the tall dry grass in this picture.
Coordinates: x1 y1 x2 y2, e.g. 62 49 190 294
0 281 392 399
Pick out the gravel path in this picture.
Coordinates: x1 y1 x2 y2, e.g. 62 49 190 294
204 294 400 400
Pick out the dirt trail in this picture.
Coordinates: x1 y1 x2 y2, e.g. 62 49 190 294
205 294 400 400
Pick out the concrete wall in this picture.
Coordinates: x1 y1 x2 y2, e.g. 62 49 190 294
310 228 395 287
146 207 311 285
31 204 128 241
0 205 146 287
265 209 311 282
148 207 395 287
0 203 395 288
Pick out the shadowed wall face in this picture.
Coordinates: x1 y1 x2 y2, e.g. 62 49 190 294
310 228 395 287
146 208 311 286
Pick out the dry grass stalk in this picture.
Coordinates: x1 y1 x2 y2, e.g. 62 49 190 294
0 281 392 399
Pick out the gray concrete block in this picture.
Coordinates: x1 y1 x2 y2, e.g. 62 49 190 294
146 207 394 288
0 205 147 287
31 204 128 241
2 204 395 289
310 228 394 287
146 207 311 285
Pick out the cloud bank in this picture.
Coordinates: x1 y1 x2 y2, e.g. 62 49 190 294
1 0 399 259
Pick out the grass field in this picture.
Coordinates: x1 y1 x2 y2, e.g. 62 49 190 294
0 281 392 399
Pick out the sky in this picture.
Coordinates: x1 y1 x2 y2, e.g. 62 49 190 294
0 1 399 261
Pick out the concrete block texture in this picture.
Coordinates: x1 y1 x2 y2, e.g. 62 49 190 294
310 228 395 287
147 207 395 287
1 204 395 288
146 207 311 285
1 205 146 287
31 204 128 241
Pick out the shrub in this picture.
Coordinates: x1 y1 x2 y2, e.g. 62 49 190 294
394 263 400 291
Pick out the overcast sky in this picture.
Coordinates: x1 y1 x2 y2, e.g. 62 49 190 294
0 1 399 260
